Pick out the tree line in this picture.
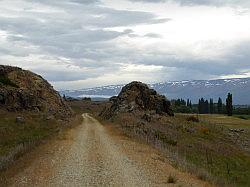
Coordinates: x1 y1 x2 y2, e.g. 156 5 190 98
172 93 233 116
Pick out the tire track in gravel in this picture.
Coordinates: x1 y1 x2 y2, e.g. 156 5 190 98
6 113 213 187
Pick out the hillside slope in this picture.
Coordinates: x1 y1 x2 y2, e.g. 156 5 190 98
0 65 76 171
0 65 72 118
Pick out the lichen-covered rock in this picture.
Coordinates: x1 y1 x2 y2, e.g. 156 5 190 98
16 116 25 124
100 81 174 119
0 65 73 118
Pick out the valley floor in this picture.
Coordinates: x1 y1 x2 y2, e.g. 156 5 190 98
1 114 211 187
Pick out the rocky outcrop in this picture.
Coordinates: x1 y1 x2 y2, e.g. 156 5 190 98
0 65 73 118
100 81 174 119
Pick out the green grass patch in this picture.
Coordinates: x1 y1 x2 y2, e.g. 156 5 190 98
234 115 250 120
114 113 250 186
0 112 59 157
173 114 250 186
183 144 250 186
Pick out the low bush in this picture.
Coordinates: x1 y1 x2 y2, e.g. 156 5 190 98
167 174 177 183
236 115 250 120
0 75 18 88
186 116 199 122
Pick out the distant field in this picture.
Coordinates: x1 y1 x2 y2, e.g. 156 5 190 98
161 114 250 186
234 115 250 120
177 114 250 128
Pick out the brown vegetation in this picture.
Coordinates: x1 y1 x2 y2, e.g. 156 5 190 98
99 112 250 186
0 109 82 172
186 115 200 122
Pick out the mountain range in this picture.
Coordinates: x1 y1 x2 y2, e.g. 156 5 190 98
60 78 250 105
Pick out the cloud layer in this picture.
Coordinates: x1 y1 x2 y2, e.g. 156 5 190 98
129 0 250 7
0 0 250 89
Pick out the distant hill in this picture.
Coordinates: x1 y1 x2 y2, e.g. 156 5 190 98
60 78 250 105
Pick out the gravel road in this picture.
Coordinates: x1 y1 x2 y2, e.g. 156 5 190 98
5 114 213 187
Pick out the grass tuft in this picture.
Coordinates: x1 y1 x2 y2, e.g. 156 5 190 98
186 115 199 122
167 174 177 183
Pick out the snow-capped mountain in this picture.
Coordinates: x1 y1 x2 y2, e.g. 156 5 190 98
60 78 250 104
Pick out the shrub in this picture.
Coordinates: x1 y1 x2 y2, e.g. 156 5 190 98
0 75 18 88
186 116 199 122
174 105 192 113
237 115 249 120
154 131 177 146
167 174 177 183
199 127 209 135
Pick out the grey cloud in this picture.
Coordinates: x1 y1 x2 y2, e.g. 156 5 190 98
0 0 249 87
128 0 165 2
0 47 11 56
0 0 170 61
135 42 250 80
175 0 250 7
0 12 167 61
128 0 250 7
25 0 100 5
144 33 162 38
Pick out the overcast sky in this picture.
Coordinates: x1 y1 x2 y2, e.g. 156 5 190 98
0 0 250 90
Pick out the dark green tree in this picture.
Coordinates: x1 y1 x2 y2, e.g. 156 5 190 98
198 99 201 113
198 98 207 114
189 100 192 108
205 100 209 114
226 93 233 116
209 98 214 114
181 99 186 106
175 98 186 106
218 97 223 114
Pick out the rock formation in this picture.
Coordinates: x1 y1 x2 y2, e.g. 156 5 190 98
0 65 72 118
100 81 174 119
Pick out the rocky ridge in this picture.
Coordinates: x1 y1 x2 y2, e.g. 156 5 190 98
0 65 72 118
100 81 174 119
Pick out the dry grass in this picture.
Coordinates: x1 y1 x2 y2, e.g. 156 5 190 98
186 115 200 122
67 100 108 116
194 114 250 129
0 109 82 172
98 111 250 187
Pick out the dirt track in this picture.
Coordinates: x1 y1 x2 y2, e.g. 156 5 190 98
5 114 212 187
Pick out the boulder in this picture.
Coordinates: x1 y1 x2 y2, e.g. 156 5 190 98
16 116 25 124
